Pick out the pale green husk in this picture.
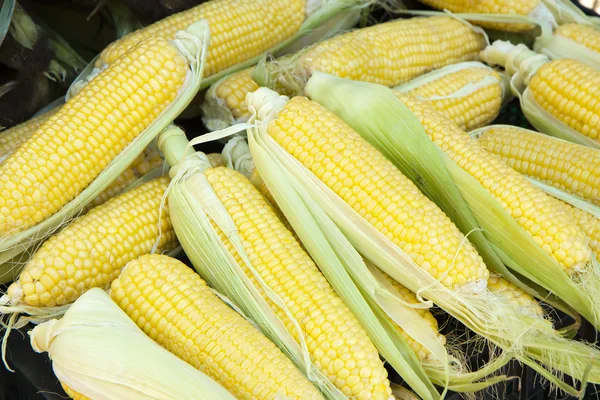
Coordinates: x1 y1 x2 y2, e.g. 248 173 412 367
534 28 600 70
480 40 600 150
0 21 211 267
0 0 14 46
298 75 600 394
29 288 235 400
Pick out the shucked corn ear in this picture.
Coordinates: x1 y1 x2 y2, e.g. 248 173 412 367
160 128 442 399
0 37 188 237
487 275 543 317
534 23 600 69
30 288 235 400
255 16 486 93
481 41 600 149
300 74 600 392
157 132 393 399
476 125 600 206
0 108 58 160
97 0 366 88
111 254 322 400
1 177 177 311
393 62 509 131
414 0 591 31
0 21 209 272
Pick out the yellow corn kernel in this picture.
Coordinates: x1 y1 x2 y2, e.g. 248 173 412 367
0 37 188 236
416 0 539 31
487 275 543 316
214 68 260 121
394 93 590 271
111 254 322 400
299 16 486 87
87 146 164 209
382 272 446 361
555 200 600 262
98 0 305 77
5 177 178 307
528 59 600 143
268 96 489 290
477 126 600 206
0 108 58 158
204 166 393 400
400 67 504 131
554 24 600 54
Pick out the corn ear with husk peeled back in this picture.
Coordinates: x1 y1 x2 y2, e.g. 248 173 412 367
534 23 600 69
89 0 369 94
220 137 515 391
0 21 209 269
481 40 600 149
0 107 59 161
249 16 486 97
393 61 511 131
0 176 178 344
157 126 443 400
241 82 600 395
29 288 235 400
413 0 592 32
111 254 323 400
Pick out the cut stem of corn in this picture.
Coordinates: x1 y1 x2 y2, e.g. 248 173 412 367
481 40 600 149
29 288 236 400
158 127 395 400
111 254 323 400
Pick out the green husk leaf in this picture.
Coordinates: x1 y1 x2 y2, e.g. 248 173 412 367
158 127 346 400
0 21 210 264
540 0 594 25
0 0 14 47
301 74 600 391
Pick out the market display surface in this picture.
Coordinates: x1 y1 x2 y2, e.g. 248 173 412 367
0 0 599 399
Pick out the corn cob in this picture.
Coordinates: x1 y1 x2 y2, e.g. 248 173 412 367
0 36 188 236
487 275 543 316
415 0 542 31
0 108 58 159
534 24 600 69
30 288 236 400
206 152 225 167
394 62 507 131
554 23 600 53
87 146 164 209
98 0 304 71
205 166 392 399
559 202 600 261
266 96 488 289
111 254 323 400
1 177 177 309
481 41 600 148
476 126 600 206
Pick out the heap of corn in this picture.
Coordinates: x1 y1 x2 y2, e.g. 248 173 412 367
4 0 600 399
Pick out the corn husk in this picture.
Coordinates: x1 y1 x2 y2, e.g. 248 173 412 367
0 0 15 46
29 288 235 400
242 82 600 395
0 21 210 267
534 24 600 70
159 125 444 400
480 40 600 150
